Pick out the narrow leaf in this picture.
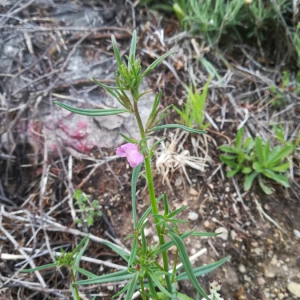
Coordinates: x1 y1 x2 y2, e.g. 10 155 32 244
176 256 230 281
147 274 159 299
258 175 273 194
262 170 290 187
128 238 138 267
102 241 129 262
132 163 143 229
129 30 137 67
111 35 122 67
140 51 174 79
236 128 244 149
219 146 238 153
271 162 290 172
76 272 134 285
254 138 264 164
244 172 258 191
120 133 138 144
19 263 57 273
125 273 139 300
168 232 208 299
73 267 97 278
148 270 173 298
168 205 188 218
74 235 90 268
151 124 206 134
71 234 90 257
112 281 131 299
55 102 128 116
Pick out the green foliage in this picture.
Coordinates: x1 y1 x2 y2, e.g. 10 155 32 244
174 79 211 130
73 190 102 227
140 0 297 60
220 128 296 194
20 235 91 299
76 192 228 300
53 31 226 300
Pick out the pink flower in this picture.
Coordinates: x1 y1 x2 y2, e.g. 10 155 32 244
116 143 144 167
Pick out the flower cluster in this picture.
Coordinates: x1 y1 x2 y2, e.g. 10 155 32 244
116 143 144 167
202 280 224 300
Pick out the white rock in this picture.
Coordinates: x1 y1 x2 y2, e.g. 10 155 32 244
153 235 159 242
278 293 284 300
231 230 237 241
257 277 265 285
215 227 229 240
239 264 246 273
294 229 300 239
189 188 198 196
188 212 199 221
264 267 275 278
288 282 300 298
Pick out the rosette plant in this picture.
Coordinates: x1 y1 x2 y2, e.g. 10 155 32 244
22 31 229 300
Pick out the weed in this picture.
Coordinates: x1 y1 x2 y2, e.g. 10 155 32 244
73 190 102 227
174 78 211 130
220 128 295 194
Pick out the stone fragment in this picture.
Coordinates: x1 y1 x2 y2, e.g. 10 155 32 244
288 282 300 298
215 227 229 240
238 264 246 273
188 212 199 221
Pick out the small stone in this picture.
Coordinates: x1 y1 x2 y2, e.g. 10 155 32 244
175 177 183 187
189 187 198 196
287 282 300 298
231 230 237 241
257 277 265 285
188 212 199 221
271 255 278 265
264 266 275 278
153 235 159 242
144 228 150 236
225 186 230 192
239 264 246 273
170 245 177 254
294 229 300 239
253 248 263 256
251 241 259 247
278 293 284 300
204 220 215 230
215 227 229 240
107 285 114 291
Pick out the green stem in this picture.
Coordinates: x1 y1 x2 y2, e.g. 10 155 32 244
71 269 81 300
139 277 147 300
171 249 178 283
133 101 172 295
